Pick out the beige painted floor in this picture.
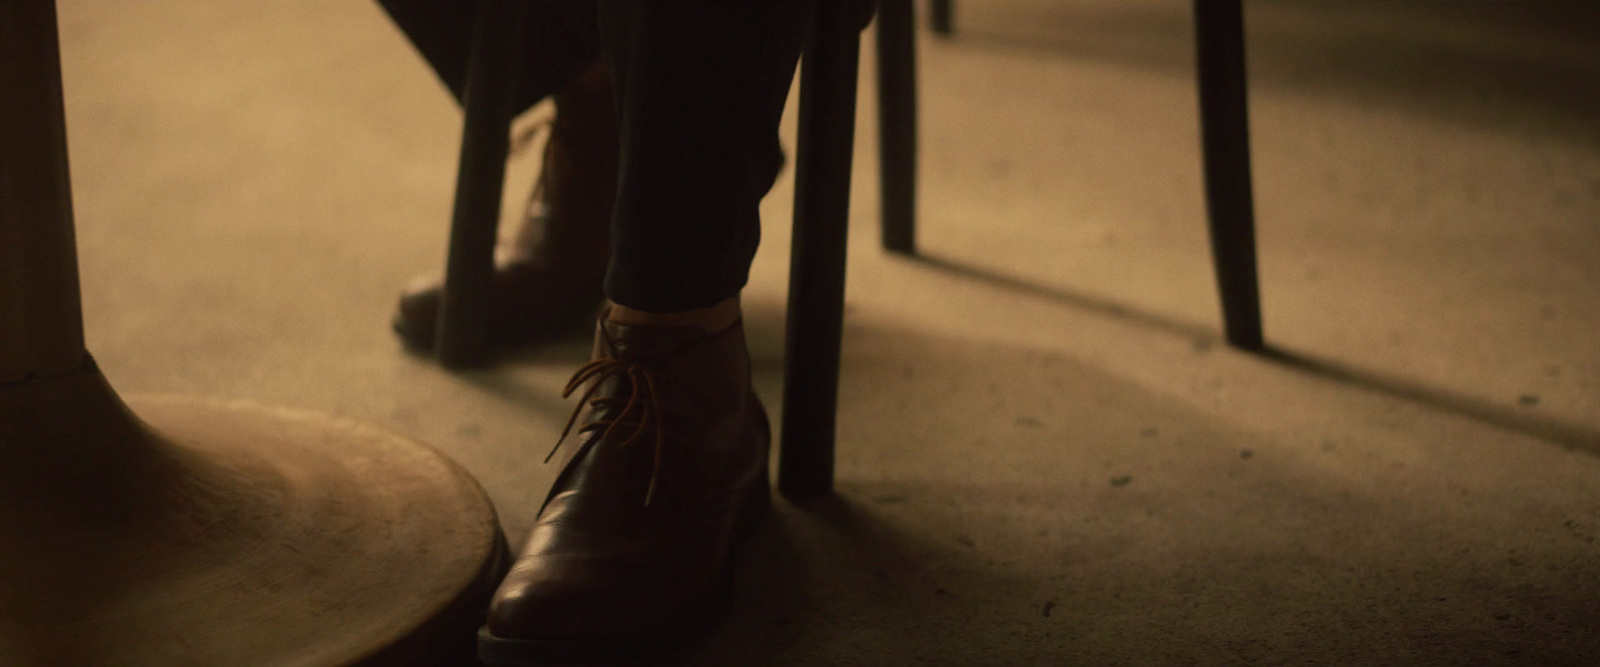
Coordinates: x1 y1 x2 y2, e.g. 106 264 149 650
55 1 1600 665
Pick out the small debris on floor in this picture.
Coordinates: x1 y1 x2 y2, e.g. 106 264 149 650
1240 448 1255 460
1110 475 1133 487
1042 601 1056 618
1519 393 1541 406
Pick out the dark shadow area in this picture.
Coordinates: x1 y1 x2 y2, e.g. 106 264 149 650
688 488 1044 666
479 339 593 369
1261 344 1600 458
407 311 1600 665
905 251 1220 345
721 316 1599 665
935 1 1600 147
907 250 1600 459
409 326 591 427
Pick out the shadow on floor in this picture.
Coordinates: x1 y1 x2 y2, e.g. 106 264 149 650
907 251 1600 458
414 309 1598 665
904 251 1218 345
1261 345 1600 457
694 317 1598 665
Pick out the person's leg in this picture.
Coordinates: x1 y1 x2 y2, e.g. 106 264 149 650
479 1 810 663
381 0 621 350
376 0 601 115
598 0 805 317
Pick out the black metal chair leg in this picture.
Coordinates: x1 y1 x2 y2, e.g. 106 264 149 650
436 0 528 368
877 0 918 255
779 4 862 500
1193 0 1264 351
930 0 953 35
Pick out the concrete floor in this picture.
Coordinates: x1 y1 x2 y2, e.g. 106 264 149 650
55 1 1600 664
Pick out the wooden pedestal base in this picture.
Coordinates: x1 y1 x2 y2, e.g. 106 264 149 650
0 362 507 666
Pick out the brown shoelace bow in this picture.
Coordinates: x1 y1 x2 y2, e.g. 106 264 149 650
545 357 671 505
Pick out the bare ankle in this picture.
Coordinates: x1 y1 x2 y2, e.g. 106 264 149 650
608 296 741 333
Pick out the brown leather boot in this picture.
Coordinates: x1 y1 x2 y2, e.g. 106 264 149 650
477 312 771 665
393 72 620 352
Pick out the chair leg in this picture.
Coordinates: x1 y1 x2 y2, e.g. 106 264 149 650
1193 0 1264 351
877 0 918 255
930 0 953 35
779 4 862 500
435 0 528 368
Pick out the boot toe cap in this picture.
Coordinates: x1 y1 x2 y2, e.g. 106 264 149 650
486 553 700 642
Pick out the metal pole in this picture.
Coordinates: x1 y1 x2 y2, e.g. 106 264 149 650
0 0 87 383
435 0 528 368
1193 0 1264 350
779 3 860 500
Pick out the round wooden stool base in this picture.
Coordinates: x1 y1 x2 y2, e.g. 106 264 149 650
0 364 507 666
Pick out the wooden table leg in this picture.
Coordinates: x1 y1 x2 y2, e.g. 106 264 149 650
877 0 918 255
435 0 529 368
1194 0 1265 351
780 3 862 500
1 5 506 663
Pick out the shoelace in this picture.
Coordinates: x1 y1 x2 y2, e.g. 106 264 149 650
545 358 670 505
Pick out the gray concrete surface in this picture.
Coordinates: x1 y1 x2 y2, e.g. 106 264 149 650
54 1 1599 664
